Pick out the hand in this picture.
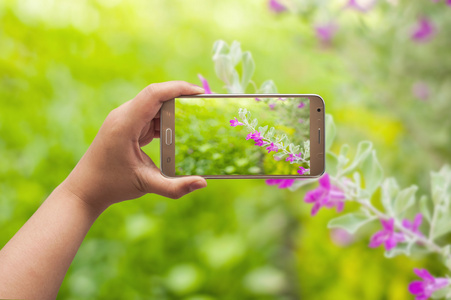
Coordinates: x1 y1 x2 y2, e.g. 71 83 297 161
61 81 207 213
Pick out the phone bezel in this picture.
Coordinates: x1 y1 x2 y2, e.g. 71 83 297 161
160 94 325 179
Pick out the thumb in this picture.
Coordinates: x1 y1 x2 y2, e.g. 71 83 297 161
151 175 207 199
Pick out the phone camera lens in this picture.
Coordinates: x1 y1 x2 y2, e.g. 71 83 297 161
317 108 321 112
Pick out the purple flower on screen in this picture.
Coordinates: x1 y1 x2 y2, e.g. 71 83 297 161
254 139 267 146
266 142 279 153
304 173 345 216
198 74 212 94
266 179 295 188
268 0 287 13
269 103 276 110
402 213 424 236
230 117 244 127
409 268 449 300
369 218 405 251
286 154 296 162
255 97 262 102
297 166 309 175
315 22 338 46
296 153 303 159
411 18 435 42
412 82 430 101
298 102 305 109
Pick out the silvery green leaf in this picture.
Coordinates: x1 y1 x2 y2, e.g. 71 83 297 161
212 40 229 59
381 178 399 216
258 125 268 136
337 144 350 169
288 143 294 153
293 145 300 153
227 70 243 93
251 118 258 128
229 41 242 67
241 51 255 91
431 287 451 299
266 127 275 139
420 195 432 223
238 108 247 120
430 165 451 206
214 54 234 86
353 171 362 189
342 141 373 175
393 185 418 216
445 252 451 270
384 241 414 258
327 212 376 234
279 134 288 144
431 217 451 240
361 150 383 197
259 80 278 94
325 114 336 152
303 140 310 158
326 152 338 177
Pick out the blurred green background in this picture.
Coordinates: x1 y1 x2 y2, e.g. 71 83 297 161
0 0 449 299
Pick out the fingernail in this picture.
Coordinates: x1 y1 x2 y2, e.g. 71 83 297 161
189 180 206 192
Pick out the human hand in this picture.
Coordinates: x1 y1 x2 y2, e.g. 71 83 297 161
61 81 207 213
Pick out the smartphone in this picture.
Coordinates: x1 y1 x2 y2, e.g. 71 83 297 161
160 94 325 179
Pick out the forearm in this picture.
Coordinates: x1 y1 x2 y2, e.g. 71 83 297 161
0 184 105 299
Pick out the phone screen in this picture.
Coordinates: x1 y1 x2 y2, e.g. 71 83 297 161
173 96 312 176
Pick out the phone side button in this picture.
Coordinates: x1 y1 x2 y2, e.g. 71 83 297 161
165 128 172 145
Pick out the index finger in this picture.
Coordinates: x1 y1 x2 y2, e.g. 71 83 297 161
130 81 204 123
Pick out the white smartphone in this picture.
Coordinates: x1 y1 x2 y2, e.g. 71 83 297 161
160 94 325 179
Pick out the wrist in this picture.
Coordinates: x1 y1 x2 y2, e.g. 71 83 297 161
55 181 109 219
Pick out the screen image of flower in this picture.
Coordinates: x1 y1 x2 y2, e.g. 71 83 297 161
174 97 310 176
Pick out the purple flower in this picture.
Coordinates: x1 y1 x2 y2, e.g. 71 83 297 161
448 0 451 6
266 142 279 153
304 173 345 216
298 102 305 109
286 154 296 162
315 22 338 46
268 0 287 13
296 153 303 159
247 131 263 141
254 139 267 146
412 82 430 101
255 97 262 102
269 103 276 110
298 118 304 123
409 268 449 300
369 219 405 251
297 166 309 175
198 74 212 94
266 179 295 188
402 213 423 236
230 117 244 127
411 18 435 43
